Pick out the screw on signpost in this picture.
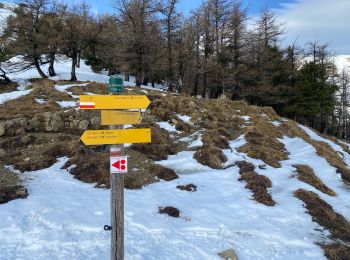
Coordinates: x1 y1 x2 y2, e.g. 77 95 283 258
109 75 125 260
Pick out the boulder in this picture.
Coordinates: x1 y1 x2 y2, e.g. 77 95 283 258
218 249 237 260
78 120 89 130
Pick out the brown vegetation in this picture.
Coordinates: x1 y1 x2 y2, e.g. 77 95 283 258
236 161 275 206
194 146 228 169
177 184 197 192
238 123 288 168
321 243 350 260
151 164 178 181
293 165 336 196
0 166 28 204
158 206 180 218
131 120 176 161
294 189 350 259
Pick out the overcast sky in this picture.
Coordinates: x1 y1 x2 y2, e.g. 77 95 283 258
4 0 349 54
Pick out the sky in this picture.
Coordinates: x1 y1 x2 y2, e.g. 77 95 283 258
2 0 349 54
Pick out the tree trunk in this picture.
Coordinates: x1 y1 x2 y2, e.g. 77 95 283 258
202 72 207 98
135 53 142 87
124 74 129 82
192 73 199 97
48 52 56 77
0 67 10 82
70 53 77 81
34 58 48 79
76 50 81 68
142 74 149 86
136 68 142 87
108 67 116 76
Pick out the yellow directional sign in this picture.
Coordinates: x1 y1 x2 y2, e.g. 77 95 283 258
101 110 142 125
80 128 151 145
79 95 150 110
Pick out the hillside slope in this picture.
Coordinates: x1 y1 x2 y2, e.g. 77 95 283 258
0 72 350 259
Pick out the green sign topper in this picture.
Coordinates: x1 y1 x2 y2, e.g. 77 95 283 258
109 76 124 93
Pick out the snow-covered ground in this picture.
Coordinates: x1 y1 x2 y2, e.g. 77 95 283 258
0 88 32 105
3 129 347 259
4 56 166 92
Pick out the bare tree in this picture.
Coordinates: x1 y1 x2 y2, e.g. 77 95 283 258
113 0 158 86
160 0 180 92
4 0 50 78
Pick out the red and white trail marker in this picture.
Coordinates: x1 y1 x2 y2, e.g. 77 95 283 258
110 156 128 174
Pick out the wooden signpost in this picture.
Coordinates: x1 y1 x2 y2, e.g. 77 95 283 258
79 95 151 110
79 82 151 260
80 129 151 145
101 111 142 125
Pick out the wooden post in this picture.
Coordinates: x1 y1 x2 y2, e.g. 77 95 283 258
110 91 124 259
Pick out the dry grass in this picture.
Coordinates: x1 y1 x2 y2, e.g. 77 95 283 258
202 129 230 149
151 164 178 181
0 166 28 204
0 79 72 120
321 243 350 260
177 184 197 192
131 119 176 161
294 189 350 242
236 161 276 206
0 82 18 94
158 206 180 218
295 188 350 259
194 146 228 169
238 124 288 168
65 151 110 188
293 165 336 196
1 133 79 172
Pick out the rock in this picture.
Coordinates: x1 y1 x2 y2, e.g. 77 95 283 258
0 122 5 136
72 120 80 128
170 118 178 125
90 116 100 128
16 127 26 136
259 164 267 169
0 149 6 158
78 120 89 130
218 249 237 260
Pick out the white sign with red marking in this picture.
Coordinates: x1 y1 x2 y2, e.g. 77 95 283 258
110 156 128 174
79 102 96 109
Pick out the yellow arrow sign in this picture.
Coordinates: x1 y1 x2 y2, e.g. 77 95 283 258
80 128 151 145
79 95 150 110
101 110 142 125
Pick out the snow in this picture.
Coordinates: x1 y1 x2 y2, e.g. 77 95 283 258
156 121 179 133
35 98 46 104
55 83 89 93
241 116 251 122
0 88 32 105
56 101 77 108
271 120 282 127
333 55 350 71
177 114 192 124
0 159 110 259
5 56 166 92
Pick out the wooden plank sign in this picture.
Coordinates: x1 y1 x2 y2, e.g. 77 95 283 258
80 128 151 145
79 95 151 110
101 110 142 125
